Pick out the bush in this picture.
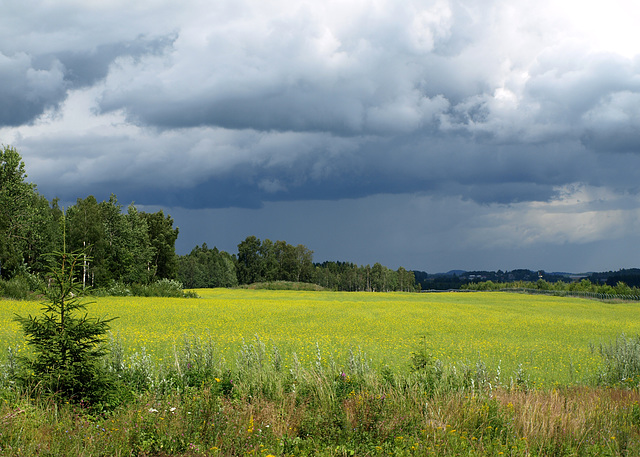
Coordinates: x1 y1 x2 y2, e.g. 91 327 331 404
92 278 197 298
0 276 30 300
594 333 640 387
129 278 195 297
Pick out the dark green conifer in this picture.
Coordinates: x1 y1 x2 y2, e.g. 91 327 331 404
14 237 117 404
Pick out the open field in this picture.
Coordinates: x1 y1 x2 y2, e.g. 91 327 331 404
2 289 640 456
2 289 639 386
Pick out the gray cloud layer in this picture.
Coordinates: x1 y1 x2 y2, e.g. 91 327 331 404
2 0 640 270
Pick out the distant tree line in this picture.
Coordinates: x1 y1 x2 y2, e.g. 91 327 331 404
2 145 418 294
414 269 571 290
416 268 640 293
587 268 640 288
178 236 420 292
0 146 179 288
177 243 238 289
462 278 640 296
314 261 418 292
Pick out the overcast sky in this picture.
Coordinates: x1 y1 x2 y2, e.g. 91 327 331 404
3 0 640 273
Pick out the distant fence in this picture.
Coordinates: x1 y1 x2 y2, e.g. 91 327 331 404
421 289 477 293
500 288 640 302
421 288 640 301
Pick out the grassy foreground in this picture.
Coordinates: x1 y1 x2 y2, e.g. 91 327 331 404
1 290 640 455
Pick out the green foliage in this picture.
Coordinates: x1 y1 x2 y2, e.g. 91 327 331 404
410 337 444 394
92 278 197 298
235 236 317 285
0 275 32 300
4 336 640 456
595 334 640 387
315 260 418 292
236 235 263 284
0 145 61 279
464 277 640 299
141 210 179 280
65 195 161 288
0 145 179 289
129 278 196 298
12 247 117 404
241 280 324 291
223 235 419 291
177 243 237 288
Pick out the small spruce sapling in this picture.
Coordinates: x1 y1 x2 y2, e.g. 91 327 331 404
14 244 117 404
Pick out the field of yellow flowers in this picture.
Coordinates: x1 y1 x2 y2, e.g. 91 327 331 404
2 289 639 386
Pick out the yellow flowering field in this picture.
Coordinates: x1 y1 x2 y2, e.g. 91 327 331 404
2 290 639 386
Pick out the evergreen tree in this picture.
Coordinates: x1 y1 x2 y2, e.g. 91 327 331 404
13 241 117 404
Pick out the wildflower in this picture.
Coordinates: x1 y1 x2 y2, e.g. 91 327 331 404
148 408 158 413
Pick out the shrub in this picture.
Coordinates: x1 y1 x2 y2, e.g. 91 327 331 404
129 278 197 297
0 276 30 300
13 248 118 405
595 334 640 387
92 278 197 298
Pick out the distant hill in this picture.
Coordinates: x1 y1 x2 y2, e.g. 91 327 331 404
588 268 640 287
411 268 636 291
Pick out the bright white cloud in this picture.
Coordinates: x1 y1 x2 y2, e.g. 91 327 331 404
467 185 640 248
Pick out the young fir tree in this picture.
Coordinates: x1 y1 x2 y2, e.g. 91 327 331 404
14 241 117 404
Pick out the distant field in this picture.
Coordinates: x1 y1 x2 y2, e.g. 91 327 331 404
2 289 639 386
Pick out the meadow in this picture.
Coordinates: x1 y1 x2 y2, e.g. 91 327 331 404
3 289 640 456
2 289 639 386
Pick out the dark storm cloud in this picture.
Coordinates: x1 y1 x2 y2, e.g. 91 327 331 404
4 0 640 272
0 52 66 126
0 35 174 127
19 127 599 211
54 35 177 87
581 90 640 153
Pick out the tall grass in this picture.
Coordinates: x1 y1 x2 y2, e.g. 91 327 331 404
594 333 640 388
2 335 640 456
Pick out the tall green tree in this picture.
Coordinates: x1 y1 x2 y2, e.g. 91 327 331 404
177 243 237 288
123 204 154 284
260 239 279 281
294 244 314 282
0 145 58 278
237 235 263 284
275 240 296 281
142 210 179 280
66 196 104 288
98 195 132 285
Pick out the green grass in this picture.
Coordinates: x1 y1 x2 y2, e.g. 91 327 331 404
2 290 639 386
2 289 640 456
